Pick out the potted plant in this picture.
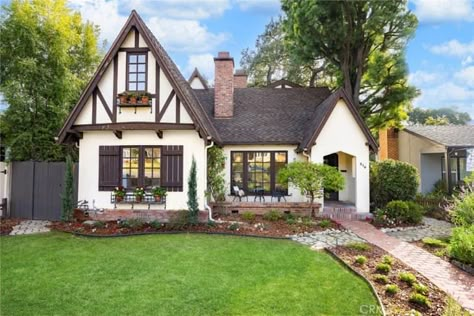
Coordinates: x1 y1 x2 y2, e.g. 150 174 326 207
118 91 129 104
140 92 150 105
134 186 145 202
114 186 126 202
152 186 167 202
129 92 137 104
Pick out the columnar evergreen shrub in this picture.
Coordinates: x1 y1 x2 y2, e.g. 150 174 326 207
187 157 199 224
61 155 74 222
370 159 419 209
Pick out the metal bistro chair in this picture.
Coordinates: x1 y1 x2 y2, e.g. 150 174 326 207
232 186 248 202
271 190 287 202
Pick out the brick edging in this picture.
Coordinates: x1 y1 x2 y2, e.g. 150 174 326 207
325 248 387 316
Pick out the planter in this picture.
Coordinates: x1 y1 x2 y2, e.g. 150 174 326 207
154 195 162 202
115 196 124 203
141 96 149 104
135 196 143 203
119 95 128 104
129 96 137 104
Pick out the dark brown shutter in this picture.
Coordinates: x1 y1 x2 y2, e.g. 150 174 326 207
161 145 183 192
98 146 121 191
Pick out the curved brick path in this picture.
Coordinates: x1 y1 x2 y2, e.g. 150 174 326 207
340 220 474 312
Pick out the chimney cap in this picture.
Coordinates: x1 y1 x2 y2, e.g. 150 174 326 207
214 51 234 63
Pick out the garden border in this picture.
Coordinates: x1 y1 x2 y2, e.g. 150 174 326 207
325 248 387 316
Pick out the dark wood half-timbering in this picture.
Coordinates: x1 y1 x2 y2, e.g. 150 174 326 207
155 62 160 122
157 90 175 122
161 145 183 192
96 88 113 121
134 26 139 48
99 146 121 191
92 89 97 124
112 54 118 122
176 98 181 123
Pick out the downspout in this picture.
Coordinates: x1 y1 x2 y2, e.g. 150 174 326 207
205 138 215 222
302 148 311 161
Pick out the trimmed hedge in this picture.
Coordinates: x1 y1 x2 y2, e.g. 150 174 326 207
370 160 419 209
374 200 425 226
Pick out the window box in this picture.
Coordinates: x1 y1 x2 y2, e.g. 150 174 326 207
111 191 166 210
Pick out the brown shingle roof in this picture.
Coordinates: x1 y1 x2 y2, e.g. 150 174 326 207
404 125 474 147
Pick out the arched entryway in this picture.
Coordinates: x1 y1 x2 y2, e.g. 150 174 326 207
323 152 356 205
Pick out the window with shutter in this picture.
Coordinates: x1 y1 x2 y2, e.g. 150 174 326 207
161 145 183 192
99 146 121 191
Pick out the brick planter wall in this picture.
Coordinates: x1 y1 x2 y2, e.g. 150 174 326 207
87 209 209 222
210 202 320 217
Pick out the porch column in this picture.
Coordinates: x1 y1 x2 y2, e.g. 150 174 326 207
444 148 450 193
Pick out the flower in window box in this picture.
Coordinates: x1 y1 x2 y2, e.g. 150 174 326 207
118 91 129 104
113 186 126 202
134 186 145 202
152 186 167 202
140 92 151 105
129 92 138 104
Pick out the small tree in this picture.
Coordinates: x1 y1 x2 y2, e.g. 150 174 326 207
61 155 75 221
278 161 345 216
207 146 226 202
187 156 199 224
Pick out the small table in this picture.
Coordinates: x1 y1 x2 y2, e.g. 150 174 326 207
253 188 265 202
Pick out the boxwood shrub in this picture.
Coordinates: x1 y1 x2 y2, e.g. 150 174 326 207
375 200 425 226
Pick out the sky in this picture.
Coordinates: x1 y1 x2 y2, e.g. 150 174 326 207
2 0 474 119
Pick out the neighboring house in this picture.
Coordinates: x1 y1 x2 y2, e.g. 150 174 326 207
379 126 474 194
58 11 377 219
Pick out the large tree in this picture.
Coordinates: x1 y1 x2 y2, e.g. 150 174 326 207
0 0 101 161
282 0 419 130
408 107 471 125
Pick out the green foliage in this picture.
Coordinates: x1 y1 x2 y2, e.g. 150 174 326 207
319 219 331 228
241 212 256 222
413 283 429 296
61 155 74 222
346 242 371 252
448 226 474 265
408 107 471 126
282 0 418 130
93 221 105 228
263 210 283 222
375 200 425 226
370 160 419 209
373 274 389 284
0 0 101 161
450 191 474 227
119 218 145 229
399 272 417 285
409 293 431 307
385 284 399 295
443 297 471 316
278 162 344 214
168 211 189 230
375 263 391 274
382 255 395 266
207 146 226 202
286 218 297 225
355 255 367 265
422 237 448 248
187 157 199 224
228 223 240 231
149 220 162 229
152 187 167 197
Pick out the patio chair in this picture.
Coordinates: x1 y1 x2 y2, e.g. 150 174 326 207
232 186 248 202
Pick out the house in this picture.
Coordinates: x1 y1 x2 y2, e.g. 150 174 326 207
379 126 474 194
58 11 377 220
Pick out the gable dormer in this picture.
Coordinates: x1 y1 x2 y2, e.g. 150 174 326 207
58 11 220 144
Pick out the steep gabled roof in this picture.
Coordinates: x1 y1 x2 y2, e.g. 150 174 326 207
404 125 474 147
298 89 378 152
58 10 220 144
188 68 209 89
267 79 303 88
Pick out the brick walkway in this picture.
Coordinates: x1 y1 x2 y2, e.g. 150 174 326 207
340 220 474 312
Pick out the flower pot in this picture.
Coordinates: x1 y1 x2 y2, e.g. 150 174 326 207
116 196 123 203
119 95 128 104
135 196 142 203
141 96 149 104
129 97 137 104
154 195 161 202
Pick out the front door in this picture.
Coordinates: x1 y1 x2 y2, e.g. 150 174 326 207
323 153 339 201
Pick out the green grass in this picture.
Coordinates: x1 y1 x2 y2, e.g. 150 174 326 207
1 232 380 315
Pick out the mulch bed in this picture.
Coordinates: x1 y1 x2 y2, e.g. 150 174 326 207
331 244 448 316
50 215 338 238
0 218 21 235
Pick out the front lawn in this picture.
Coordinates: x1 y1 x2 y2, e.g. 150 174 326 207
1 233 380 315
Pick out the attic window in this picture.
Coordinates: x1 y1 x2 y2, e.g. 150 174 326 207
127 53 147 91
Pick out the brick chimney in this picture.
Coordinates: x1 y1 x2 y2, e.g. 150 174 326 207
234 69 248 88
379 128 399 160
214 52 234 118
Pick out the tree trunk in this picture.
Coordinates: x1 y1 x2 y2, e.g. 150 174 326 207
266 65 273 85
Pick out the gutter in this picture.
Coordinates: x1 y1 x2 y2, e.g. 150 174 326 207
205 138 215 222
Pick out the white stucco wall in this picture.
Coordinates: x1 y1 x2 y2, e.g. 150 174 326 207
221 144 307 202
190 77 206 89
310 99 371 212
78 130 207 211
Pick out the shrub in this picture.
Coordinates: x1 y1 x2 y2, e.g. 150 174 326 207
404 201 426 224
413 283 429 295
443 297 471 316
373 274 389 284
286 218 297 225
228 223 239 231
263 210 283 221
241 212 256 222
355 255 367 265
448 226 474 265
93 221 105 228
319 219 331 228
422 237 448 248
434 249 448 258
385 284 399 295
168 211 189 229
301 216 313 227
399 272 417 285
187 157 199 224
409 293 431 307
376 263 391 274
376 200 425 226
450 191 474 227
382 255 395 266
149 220 162 229
370 160 419 209
346 242 371 251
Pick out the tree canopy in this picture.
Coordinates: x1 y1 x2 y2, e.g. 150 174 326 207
408 107 471 125
282 0 419 130
0 0 102 161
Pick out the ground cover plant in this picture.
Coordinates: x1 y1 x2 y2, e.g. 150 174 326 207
1 233 380 315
